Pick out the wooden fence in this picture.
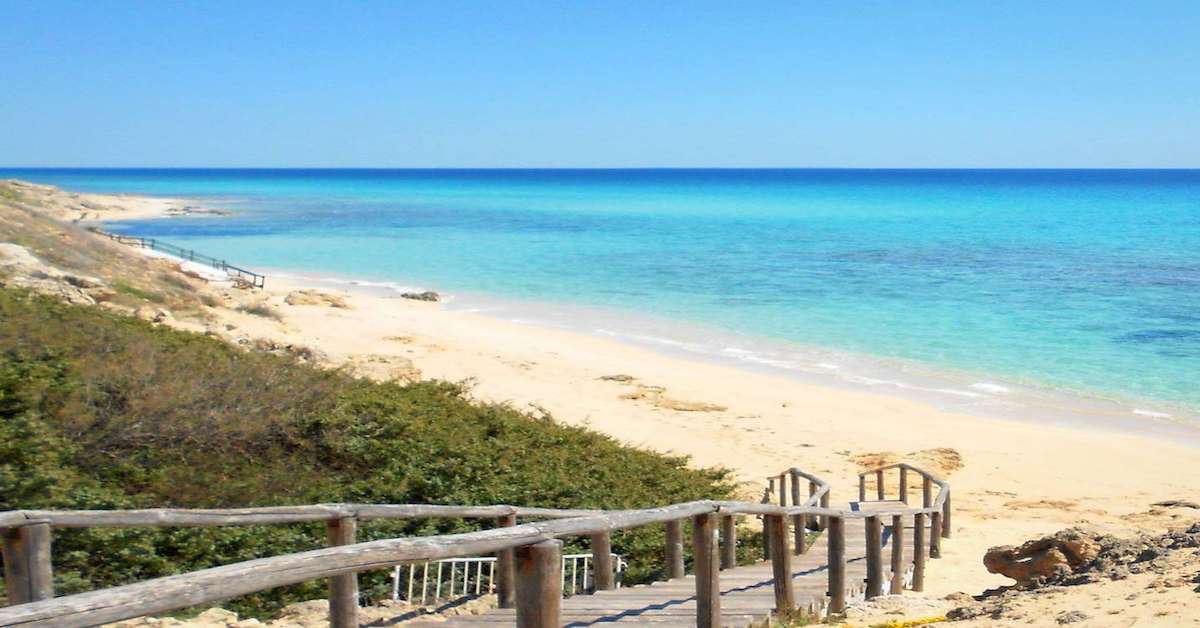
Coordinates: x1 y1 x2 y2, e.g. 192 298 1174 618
0 465 949 628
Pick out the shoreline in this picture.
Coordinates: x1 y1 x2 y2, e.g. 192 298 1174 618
13 176 1200 436
213 271 1200 598
263 264 1200 447
7 178 1200 602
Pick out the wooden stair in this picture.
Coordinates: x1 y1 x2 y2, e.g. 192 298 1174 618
408 516 903 627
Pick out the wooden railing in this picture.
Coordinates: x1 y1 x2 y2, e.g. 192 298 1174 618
0 465 950 628
853 463 952 597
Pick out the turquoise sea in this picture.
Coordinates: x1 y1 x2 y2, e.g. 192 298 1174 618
4 169 1198 434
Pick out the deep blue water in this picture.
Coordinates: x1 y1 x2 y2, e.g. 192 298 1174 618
4 168 1198 421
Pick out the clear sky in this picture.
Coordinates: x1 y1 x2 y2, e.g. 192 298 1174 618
1 1 1197 168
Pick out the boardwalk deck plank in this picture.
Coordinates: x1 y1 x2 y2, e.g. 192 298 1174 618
407 516 935 627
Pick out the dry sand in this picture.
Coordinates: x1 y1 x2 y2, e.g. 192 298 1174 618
203 275 1200 601
6 180 1199 624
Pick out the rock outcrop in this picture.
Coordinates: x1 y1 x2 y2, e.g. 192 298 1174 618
400 290 440 302
0 242 112 305
951 523 1200 621
983 529 1100 585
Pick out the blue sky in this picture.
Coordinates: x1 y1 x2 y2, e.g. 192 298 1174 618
1 1 1197 168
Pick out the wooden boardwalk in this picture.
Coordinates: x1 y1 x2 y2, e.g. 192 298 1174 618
413 504 926 627
0 466 949 628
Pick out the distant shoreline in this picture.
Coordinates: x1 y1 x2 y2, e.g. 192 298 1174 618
263 264 1200 447
5 176 1200 603
15 173 1195 443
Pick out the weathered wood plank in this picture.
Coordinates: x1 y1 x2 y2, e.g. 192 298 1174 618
0 502 719 627
889 515 904 594
2 523 53 604
765 515 794 613
325 517 358 628
495 513 517 608
930 511 943 559
720 515 737 570
692 513 720 628
665 520 685 579
827 515 846 614
864 515 883 599
590 531 614 591
515 540 561 628
912 513 927 592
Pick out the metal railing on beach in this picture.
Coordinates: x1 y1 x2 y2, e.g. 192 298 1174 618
90 227 266 288
391 552 626 605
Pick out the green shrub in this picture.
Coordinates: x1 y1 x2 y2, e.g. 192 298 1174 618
0 288 734 616
112 279 166 303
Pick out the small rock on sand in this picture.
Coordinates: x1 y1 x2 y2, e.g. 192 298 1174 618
400 290 440 302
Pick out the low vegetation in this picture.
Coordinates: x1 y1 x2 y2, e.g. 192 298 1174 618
0 288 741 617
112 278 167 303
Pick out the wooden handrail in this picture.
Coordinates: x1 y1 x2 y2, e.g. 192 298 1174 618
0 464 951 627
0 504 603 529
847 462 952 601
856 462 950 509
0 502 717 627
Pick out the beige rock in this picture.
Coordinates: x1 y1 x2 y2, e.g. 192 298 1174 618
983 529 1101 585
134 306 173 323
284 290 349 308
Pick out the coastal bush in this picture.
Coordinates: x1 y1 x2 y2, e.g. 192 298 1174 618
0 287 736 616
112 278 166 303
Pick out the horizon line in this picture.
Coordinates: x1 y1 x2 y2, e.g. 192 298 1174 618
3 166 1200 171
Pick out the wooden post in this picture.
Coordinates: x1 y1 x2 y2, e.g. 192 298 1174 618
922 476 932 508
790 475 805 554
515 539 562 628
496 514 517 608
875 469 885 501
665 520 685 579
858 475 866 502
929 511 943 559
766 515 794 613
793 513 808 555
819 490 830 531
763 482 772 559
899 467 908 504
889 515 904 594
942 492 952 538
778 474 788 506
912 513 927 592
761 514 771 561
720 515 737 570
864 515 883 599
2 522 54 604
325 517 358 628
590 532 614 591
692 513 721 628
826 516 846 614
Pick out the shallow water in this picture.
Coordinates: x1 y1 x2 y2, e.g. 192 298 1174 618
6 168 1198 428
